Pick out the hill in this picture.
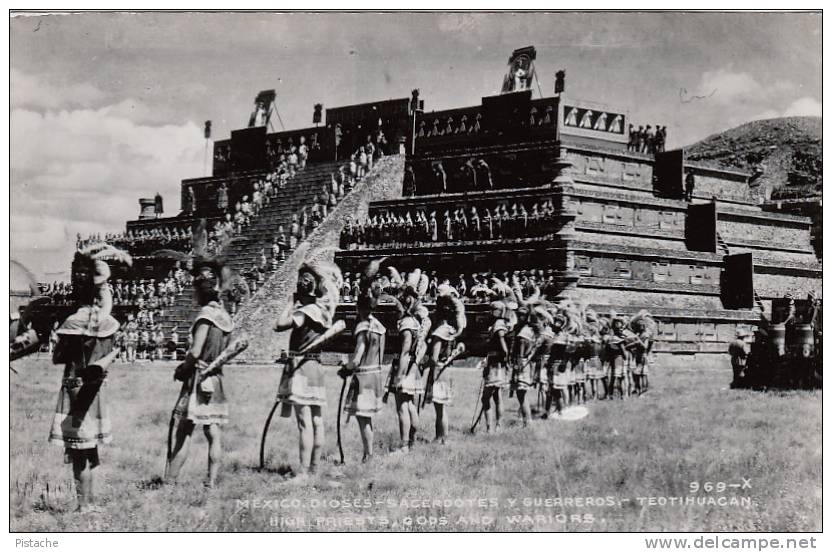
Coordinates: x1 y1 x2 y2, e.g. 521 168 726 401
685 116 821 202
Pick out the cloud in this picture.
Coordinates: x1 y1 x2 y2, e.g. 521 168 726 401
783 96 822 117
675 66 818 145
750 96 821 122
10 67 107 110
695 68 760 104
10 98 204 277
750 109 781 122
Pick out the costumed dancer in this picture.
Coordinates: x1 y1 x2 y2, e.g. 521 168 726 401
424 285 466 443
628 310 656 395
533 305 556 413
510 303 547 426
48 243 131 512
583 309 607 400
606 313 634 400
165 256 234 488
729 327 751 389
481 278 518 433
386 267 430 452
273 254 342 478
563 303 586 405
338 266 386 463
544 308 569 417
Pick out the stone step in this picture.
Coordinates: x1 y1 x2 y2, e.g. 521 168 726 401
147 159 350 332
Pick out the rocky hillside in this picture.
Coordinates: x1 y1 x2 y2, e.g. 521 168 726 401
685 116 821 202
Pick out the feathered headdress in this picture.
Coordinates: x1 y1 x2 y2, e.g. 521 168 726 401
435 293 467 335
356 258 385 310
533 304 554 326
489 276 519 310
152 218 247 304
387 265 428 302
297 246 343 329
558 300 583 336
583 307 601 337
609 310 628 328
628 309 656 336
74 242 133 285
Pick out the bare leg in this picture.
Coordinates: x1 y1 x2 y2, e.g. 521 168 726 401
406 399 419 448
203 424 222 487
71 449 96 511
357 416 373 462
517 389 531 426
494 388 503 429
482 388 494 433
310 405 325 473
544 386 554 417
395 393 411 449
433 403 448 443
556 389 565 414
294 404 313 472
164 417 194 482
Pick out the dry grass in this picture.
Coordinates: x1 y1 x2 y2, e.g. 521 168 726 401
9 356 821 532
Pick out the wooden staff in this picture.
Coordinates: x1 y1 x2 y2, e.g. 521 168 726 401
197 338 249 381
421 342 465 409
259 321 345 471
297 320 346 356
166 338 248 462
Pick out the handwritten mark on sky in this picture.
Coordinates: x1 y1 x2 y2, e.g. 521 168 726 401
680 87 717 104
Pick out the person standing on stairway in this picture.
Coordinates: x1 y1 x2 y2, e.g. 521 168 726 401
217 183 228 214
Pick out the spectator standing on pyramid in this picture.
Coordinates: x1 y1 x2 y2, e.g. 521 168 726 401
287 147 298 177
240 196 252 226
298 136 309 170
636 126 646 153
364 136 375 169
154 192 164 218
217 183 228 212
655 126 667 153
685 169 696 202
252 183 263 217
276 226 288 260
643 126 654 153
328 186 338 215
349 156 358 182
185 185 196 214
403 164 416 197
357 150 368 179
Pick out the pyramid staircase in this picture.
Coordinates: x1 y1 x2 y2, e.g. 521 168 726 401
152 159 345 346
152 156 405 359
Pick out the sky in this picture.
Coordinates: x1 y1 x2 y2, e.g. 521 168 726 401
9 11 822 280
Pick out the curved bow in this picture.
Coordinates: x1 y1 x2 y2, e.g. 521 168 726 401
259 398 282 470
336 375 348 464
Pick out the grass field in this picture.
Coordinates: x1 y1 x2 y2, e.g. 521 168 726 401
9 356 821 532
